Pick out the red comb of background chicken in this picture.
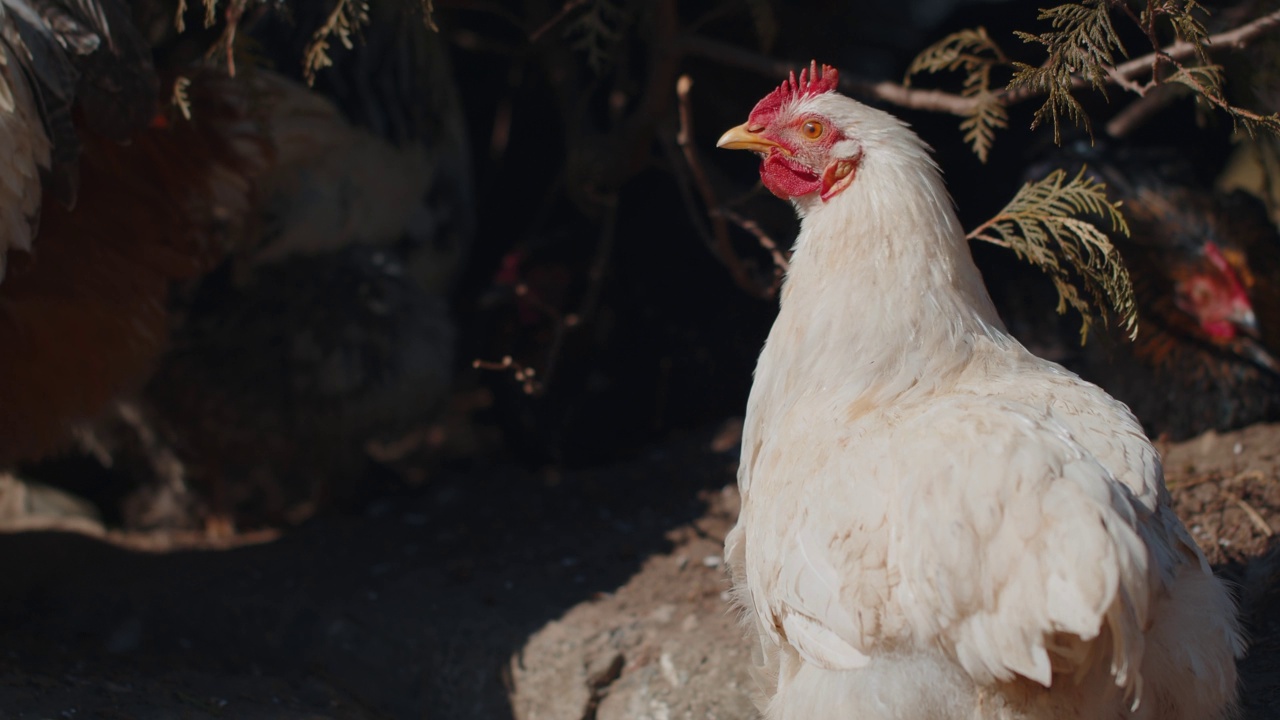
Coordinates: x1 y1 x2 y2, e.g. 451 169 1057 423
1204 241 1252 298
748 60 839 126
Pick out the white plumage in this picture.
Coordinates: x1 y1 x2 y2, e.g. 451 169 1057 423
720 63 1242 719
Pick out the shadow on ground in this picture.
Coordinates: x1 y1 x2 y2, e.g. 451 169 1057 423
0 427 739 719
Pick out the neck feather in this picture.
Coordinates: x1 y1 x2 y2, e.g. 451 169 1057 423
764 142 1011 399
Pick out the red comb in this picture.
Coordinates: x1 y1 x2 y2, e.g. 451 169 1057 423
748 60 840 124
1204 241 1250 295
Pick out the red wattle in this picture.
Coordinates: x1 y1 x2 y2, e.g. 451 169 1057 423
1203 319 1237 340
760 153 821 199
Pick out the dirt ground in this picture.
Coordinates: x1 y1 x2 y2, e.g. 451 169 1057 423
0 420 1278 719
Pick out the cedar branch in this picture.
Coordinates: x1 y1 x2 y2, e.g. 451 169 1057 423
681 9 1280 118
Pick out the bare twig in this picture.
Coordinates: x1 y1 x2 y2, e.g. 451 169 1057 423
201 0 247 76
1134 7 1280 62
472 355 541 394
1167 472 1218 490
224 0 246 76
1233 470 1271 485
1225 490 1275 537
717 207 789 280
661 134 717 250
478 196 614 396
1002 8 1280 109
575 196 617 327
1105 83 1179 137
422 0 438 31
530 0 589 42
679 35 985 117
540 194 608 390
675 74 771 299
513 283 564 322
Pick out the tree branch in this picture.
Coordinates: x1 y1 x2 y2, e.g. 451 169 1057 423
682 9 1280 118
1105 83 1178 137
675 74 772 299
679 35 983 116
717 207 789 278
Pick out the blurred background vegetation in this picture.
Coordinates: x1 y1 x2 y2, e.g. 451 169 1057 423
22 0 1270 525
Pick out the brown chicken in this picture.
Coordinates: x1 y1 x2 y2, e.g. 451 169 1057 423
116 8 469 529
0 1 270 467
0 0 467 535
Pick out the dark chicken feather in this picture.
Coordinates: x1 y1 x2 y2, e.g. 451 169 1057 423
107 4 472 529
2 0 157 205
1018 145 1280 440
0 72 270 465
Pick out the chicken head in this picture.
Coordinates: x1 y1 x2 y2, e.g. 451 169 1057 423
717 62 862 203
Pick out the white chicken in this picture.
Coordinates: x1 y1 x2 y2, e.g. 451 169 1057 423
718 62 1243 720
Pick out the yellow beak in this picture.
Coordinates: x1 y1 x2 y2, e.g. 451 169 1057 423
717 124 782 153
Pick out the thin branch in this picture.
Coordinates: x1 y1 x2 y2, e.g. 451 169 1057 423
718 207 787 296
681 9 1280 118
675 74 771 299
422 0 438 31
1105 82 1178 136
1136 6 1280 60
201 0 247 76
530 0 589 42
661 135 718 252
472 356 540 394
716 207 789 275
679 35 984 116
574 197 616 329
1002 7 1280 108
1225 490 1275 537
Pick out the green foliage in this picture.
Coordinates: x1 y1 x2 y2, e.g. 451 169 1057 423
901 2 1280 337
1161 0 1211 63
171 76 193 120
172 0 220 33
968 168 1137 342
1009 0 1124 142
1167 62 1280 136
907 2 1280 154
905 27 1009 162
303 0 371 85
566 0 631 76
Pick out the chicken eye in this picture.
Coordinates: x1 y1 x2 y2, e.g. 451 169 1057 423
801 120 824 140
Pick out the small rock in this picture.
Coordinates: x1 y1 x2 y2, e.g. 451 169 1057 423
649 604 676 624
659 652 681 688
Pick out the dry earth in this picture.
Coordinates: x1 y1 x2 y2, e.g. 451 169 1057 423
0 421 1277 719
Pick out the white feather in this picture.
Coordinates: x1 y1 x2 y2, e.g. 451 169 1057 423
728 91 1243 720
